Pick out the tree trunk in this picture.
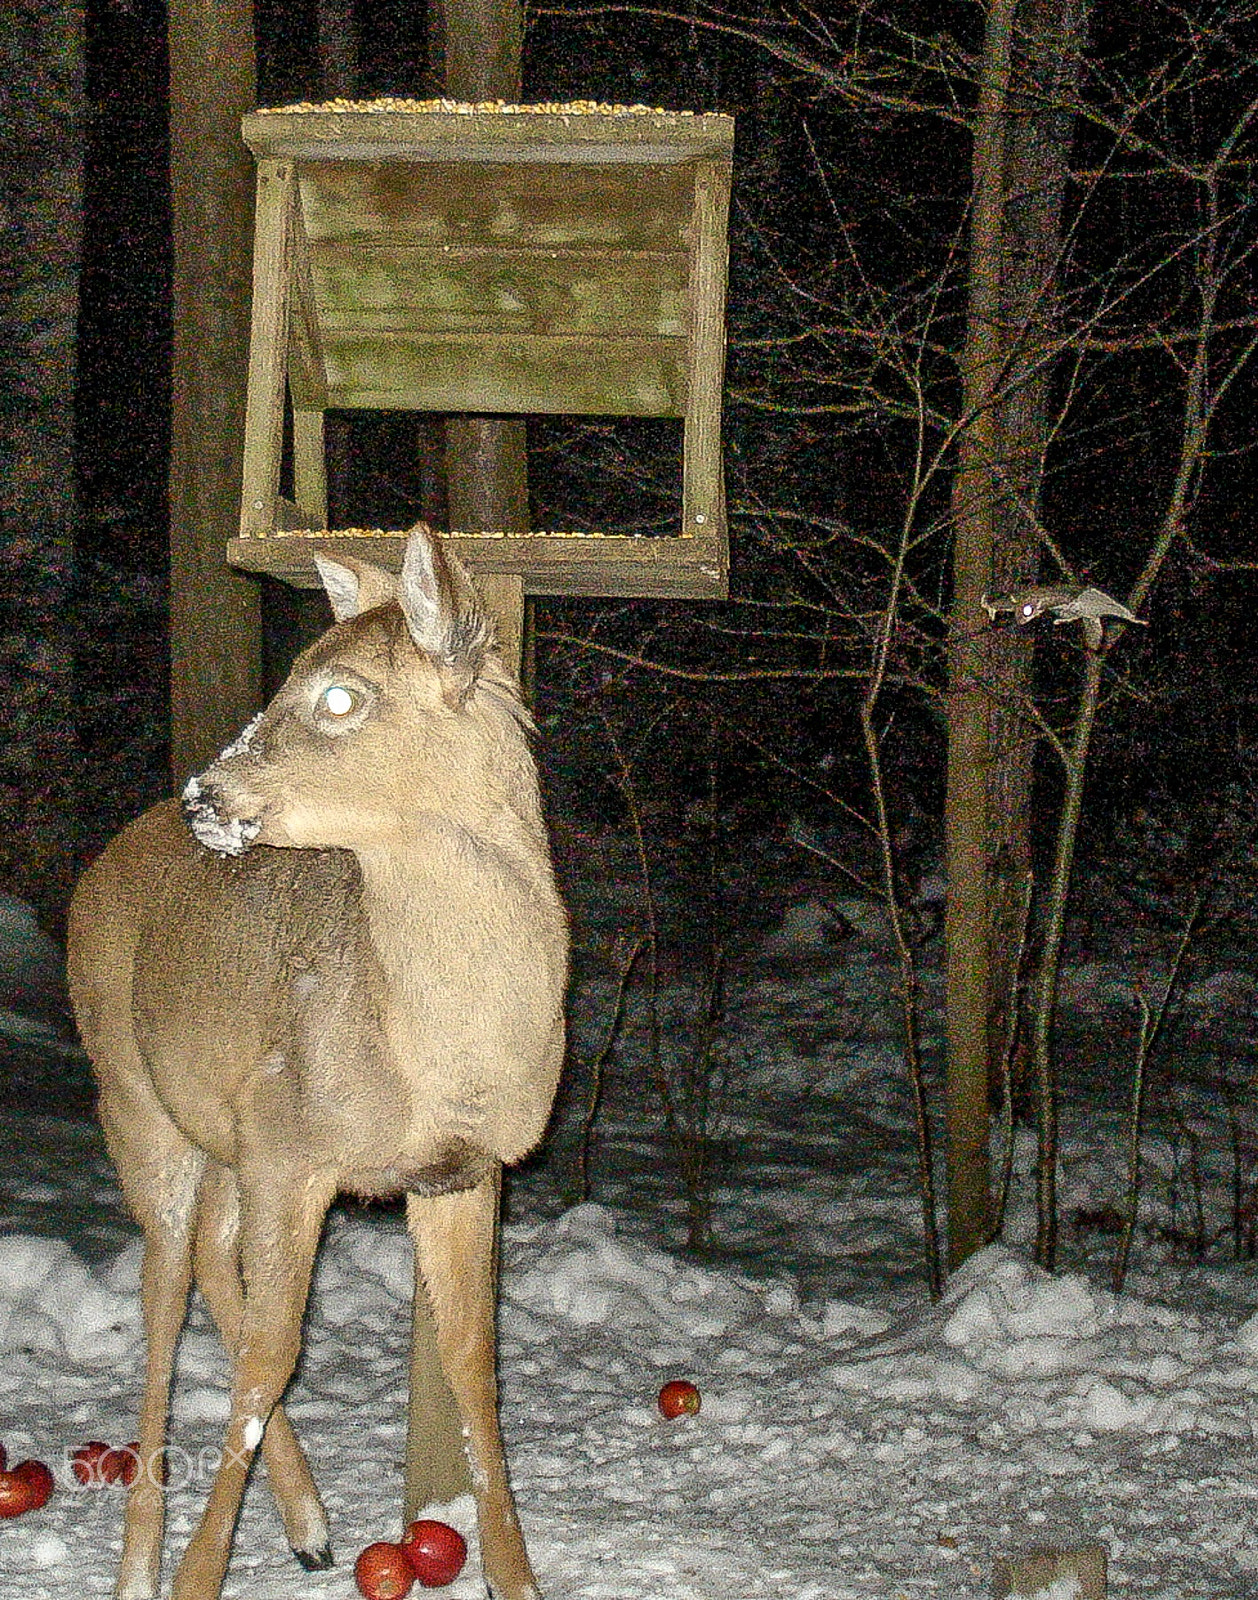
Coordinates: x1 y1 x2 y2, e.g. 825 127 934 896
316 0 359 97
943 0 1018 1269
167 0 263 782
0 0 84 929
429 0 523 102
985 0 1090 1096
945 0 1090 1268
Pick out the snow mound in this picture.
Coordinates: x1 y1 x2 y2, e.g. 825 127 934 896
762 896 852 951
829 1244 1253 1438
941 1245 1105 1369
504 1203 762 1337
820 1299 893 1339
0 1234 139 1365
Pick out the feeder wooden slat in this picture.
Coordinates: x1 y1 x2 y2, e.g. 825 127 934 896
287 185 328 409
240 159 295 540
310 250 689 339
296 159 699 248
227 528 727 599
290 411 327 526
317 332 688 416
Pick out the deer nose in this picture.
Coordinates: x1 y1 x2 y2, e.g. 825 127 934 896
181 776 263 858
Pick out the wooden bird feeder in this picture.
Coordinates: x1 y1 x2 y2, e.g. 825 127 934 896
230 100 734 599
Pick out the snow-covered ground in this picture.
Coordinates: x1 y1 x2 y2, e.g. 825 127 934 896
1 879 1256 1599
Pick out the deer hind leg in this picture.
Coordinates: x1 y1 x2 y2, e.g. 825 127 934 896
407 1171 540 1600
97 1082 206 1600
192 1161 332 1570
170 1161 336 1600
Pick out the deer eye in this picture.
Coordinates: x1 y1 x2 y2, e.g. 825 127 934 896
321 685 360 718
1020 602 1036 620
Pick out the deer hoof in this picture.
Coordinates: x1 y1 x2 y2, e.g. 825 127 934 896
293 1542 334 1571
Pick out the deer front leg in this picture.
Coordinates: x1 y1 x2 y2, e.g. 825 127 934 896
407 1172 540 1600
97 1086 205 1600
170 1165 335 1600
192 1162 332 1570
121 1224 197 1600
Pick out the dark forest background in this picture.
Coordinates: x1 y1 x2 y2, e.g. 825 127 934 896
3 0 1257 1267
48 1 1258 874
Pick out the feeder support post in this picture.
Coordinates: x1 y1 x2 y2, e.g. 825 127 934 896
404 0 528 1521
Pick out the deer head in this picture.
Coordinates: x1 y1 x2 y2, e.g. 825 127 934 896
182 525 527 857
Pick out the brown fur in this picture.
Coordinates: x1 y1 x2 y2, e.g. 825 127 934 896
66 528 567 1600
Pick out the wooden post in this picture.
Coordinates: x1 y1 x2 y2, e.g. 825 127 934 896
445 417 531 682
429 0 530 557
684 159 731 579
239 161 295 538
402 0 531 1523
477 576 526 680
167 0 263 782
403 567 524 1524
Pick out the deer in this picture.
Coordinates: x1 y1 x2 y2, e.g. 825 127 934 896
65 525 568 1600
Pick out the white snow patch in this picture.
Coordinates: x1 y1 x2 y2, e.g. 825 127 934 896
505 1203 759 1337
173 1384 231 1423
7 1529 71 1572
3 883 1258 1598
820 1300 893 1339
214 711 266 763
1234 1307 1258 1355
0 1235 137 1365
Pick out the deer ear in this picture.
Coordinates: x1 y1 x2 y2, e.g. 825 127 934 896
397 528 448 654
315 554 398 621
399 525 494 701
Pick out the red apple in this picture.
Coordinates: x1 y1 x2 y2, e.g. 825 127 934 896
401 1519 468 1588
102 1443 141 1486
0 1458 54 1517
71 1439 113 1486
14 1459 53 1509
658 1378 701 1418
355 1541 416 1599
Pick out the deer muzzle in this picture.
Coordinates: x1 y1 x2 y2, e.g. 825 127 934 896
182 775 263 857
180 712 272 856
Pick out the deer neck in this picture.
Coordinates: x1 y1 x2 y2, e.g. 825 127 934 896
350 809 557 992
344 813 563 1153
